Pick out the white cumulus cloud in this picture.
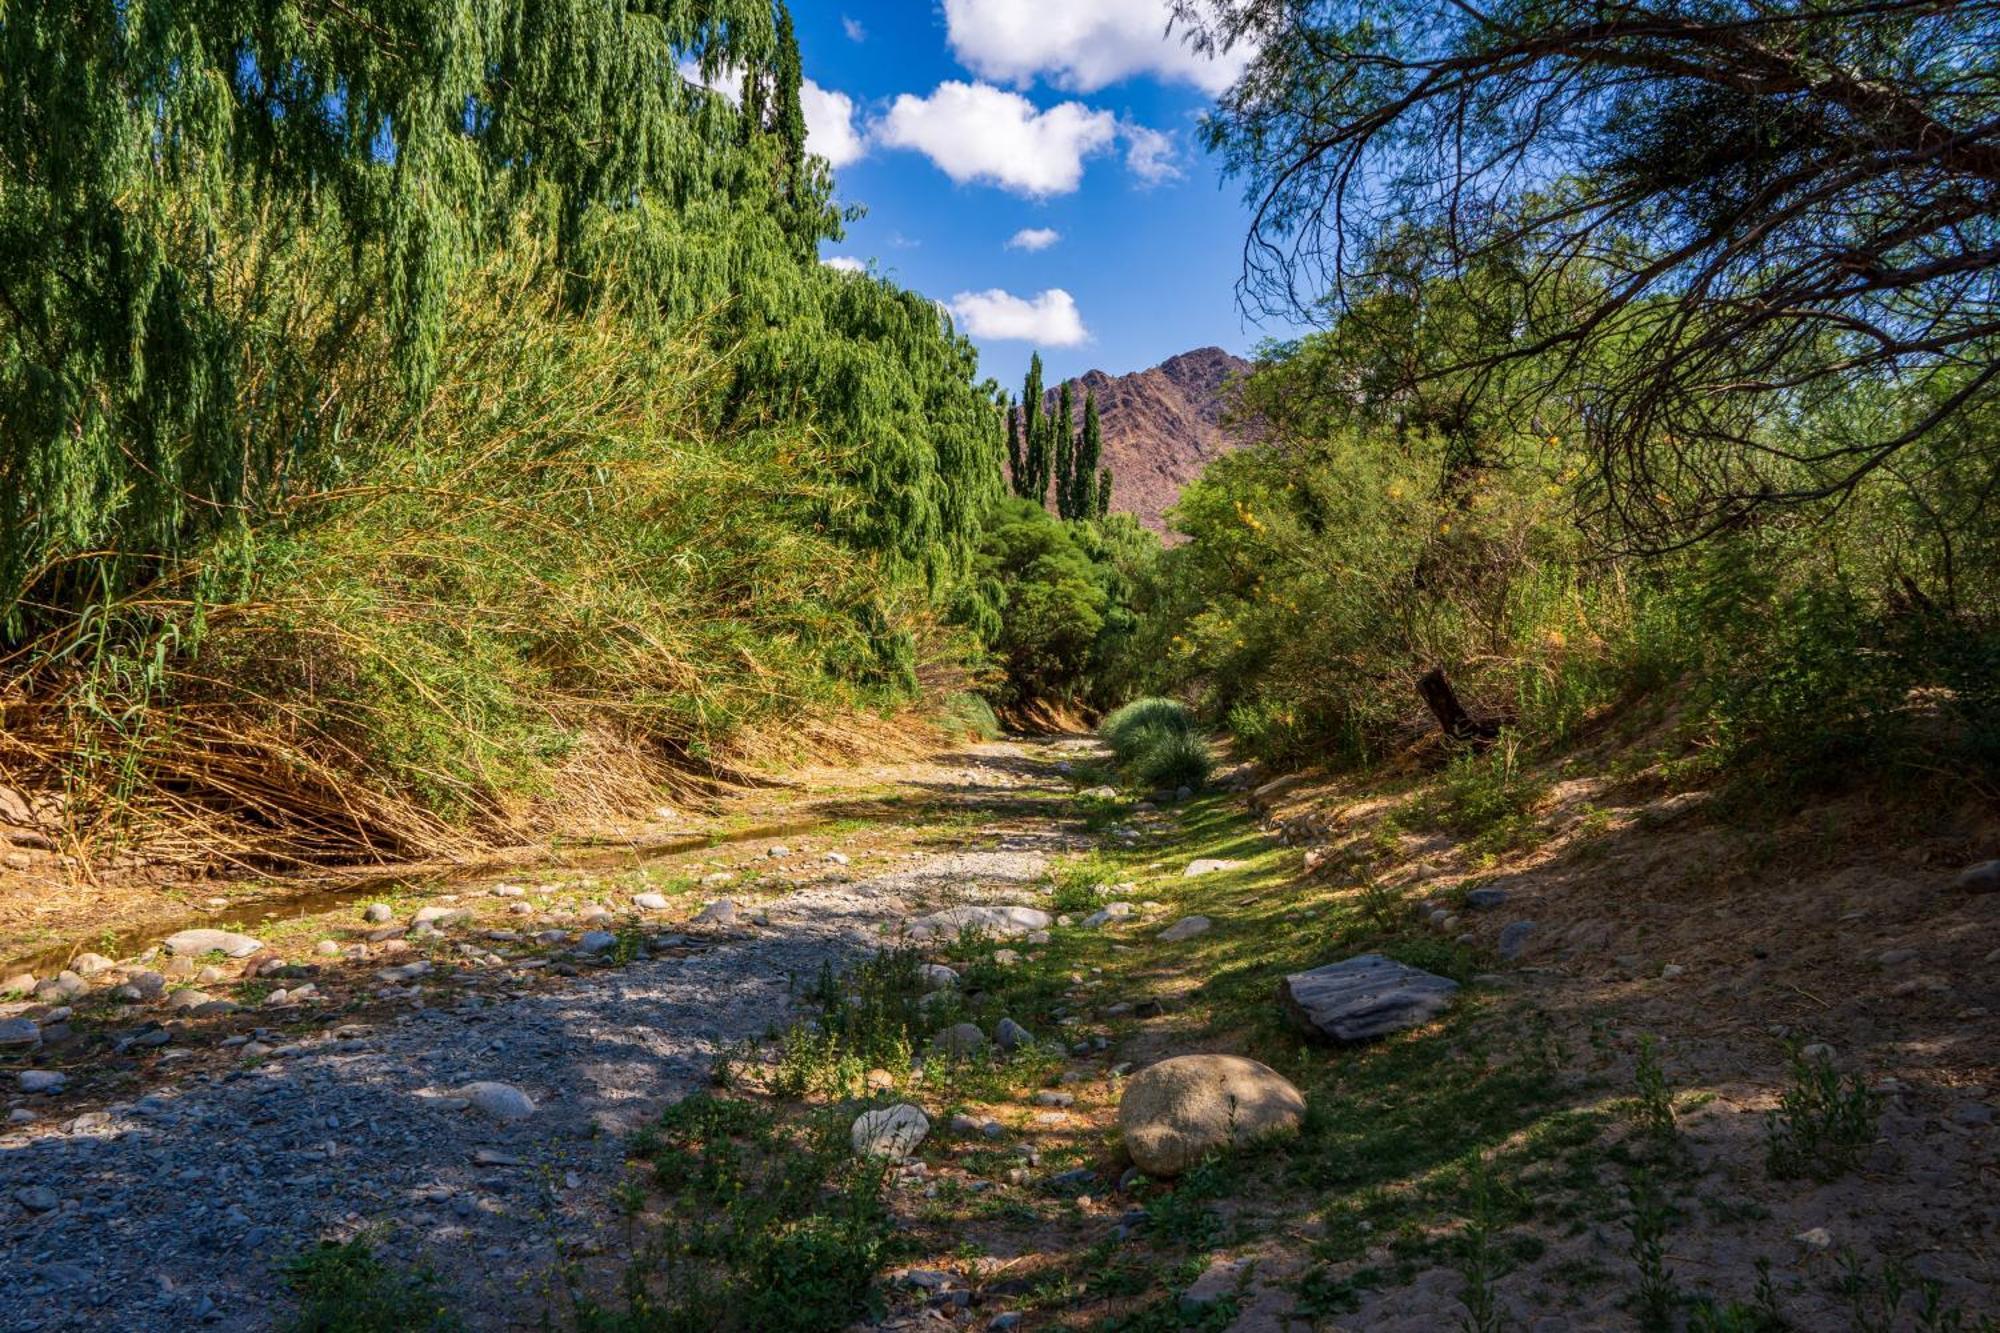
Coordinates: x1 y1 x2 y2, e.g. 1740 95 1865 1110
876 82 1117 197
821 255 867 273
943 0 1252 95
948 288 1089 346
1007 227 1062 252
802 79 865 167
843 16 866 42
1122 123 1181 184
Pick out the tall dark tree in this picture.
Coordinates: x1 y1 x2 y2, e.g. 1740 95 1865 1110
1073 390 1105 520
1053 381 1078 518
1021 354 1048 503
1005 396 1026 498
1176 0 2000 548
769 6 819 262
1096 467 1114 520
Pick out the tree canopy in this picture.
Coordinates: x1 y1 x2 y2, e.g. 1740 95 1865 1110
1175 0 2000 548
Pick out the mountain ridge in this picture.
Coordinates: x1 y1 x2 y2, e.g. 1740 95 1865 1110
1048 346 1255 534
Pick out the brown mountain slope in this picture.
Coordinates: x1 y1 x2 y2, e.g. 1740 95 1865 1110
1055 347 1255 534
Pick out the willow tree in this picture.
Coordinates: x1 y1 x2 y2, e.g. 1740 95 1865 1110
0 0 935 640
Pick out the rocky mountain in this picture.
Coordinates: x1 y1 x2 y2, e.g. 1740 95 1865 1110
1059 347 1256 534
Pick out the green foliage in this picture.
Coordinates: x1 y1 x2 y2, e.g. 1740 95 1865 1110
1425 736 1549 853
941 693 1002 741
1765 1049 1880 1182
603 1097 892 1333
0 0 1006 851
959 500 1158 708
283 1240 460 1333
1099 696 1213 791
1100 698 1196 758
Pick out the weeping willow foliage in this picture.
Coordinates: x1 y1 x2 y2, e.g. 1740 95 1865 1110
0 0 997 635
0 1 1004 855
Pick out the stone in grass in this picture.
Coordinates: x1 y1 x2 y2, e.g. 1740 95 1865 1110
1463 887 1509 910
634 893 670 912
0 1018 41 1049
70 953 115 977
918 963 960 992
577 931 618 955
458 1081 537 1122
693 900 740 927
363 903 394 923
851 1103 929 1160
930 1023 986 1058
1157 916 1212 943
0 973 33 997
904 905 1051 941
995 1017 1033 1052
1498 921 1536 960
1182 859 1241 878
1117 1055 1306 1178
1279 954 1459 1044
411 906 469 929
1081 903 1136 929
163 929 262 958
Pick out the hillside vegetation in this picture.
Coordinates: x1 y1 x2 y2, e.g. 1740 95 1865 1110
0 2 1001 863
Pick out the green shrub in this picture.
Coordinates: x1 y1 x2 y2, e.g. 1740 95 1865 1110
1100 697 1195 762
940 692 1001 740
283 1241 460 1333
1130 729 1215 792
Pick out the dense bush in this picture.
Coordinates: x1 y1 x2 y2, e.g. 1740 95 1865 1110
956 500 1157 710
1128 319 2000 793
0 4 1005 858
1098 697 1214 792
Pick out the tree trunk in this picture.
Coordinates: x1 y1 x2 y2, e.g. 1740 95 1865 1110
1416 668 1499 745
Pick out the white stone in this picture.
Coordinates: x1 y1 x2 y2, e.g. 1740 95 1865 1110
851 1104 930 1159
163 929 262 958
1183 859 1242 877
1157 916 1212 943
459 1081 537 1121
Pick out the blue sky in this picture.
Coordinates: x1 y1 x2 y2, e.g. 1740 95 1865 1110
790 2 1300 390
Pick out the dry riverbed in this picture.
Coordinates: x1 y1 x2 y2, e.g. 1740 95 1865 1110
0 734 1994 1332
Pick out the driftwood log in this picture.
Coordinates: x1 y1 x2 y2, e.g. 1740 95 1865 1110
1416 668 1500 745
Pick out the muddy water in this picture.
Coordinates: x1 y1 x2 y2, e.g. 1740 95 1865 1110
6 818 826 979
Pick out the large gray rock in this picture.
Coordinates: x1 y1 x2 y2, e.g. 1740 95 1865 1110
693 900 740 927
1118 1054 1306 1177
0 1019 42 1050
905 905 1051 941
1182 860 1242 878
1279 954 1459 1043
1955 860 2000 894
851 1103 930 1159
458 1081 537 1121
1081 903 1136 929
918 963 960 992
1157 916 1212 943
163 929 263 958
929 1023 987 1058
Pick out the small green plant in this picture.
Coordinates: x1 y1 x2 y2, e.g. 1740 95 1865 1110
1633 1036 1678 1146
1429 734 1549 851
1626 1173 1677 1333
1835 1252 1998 1333
282 1239 461 1332
1455 1164 1508 1333
1764 1047 1880 1181
1689 1259 1787 1331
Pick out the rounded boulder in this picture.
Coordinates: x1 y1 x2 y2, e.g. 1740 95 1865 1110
1117 1054 1305 1178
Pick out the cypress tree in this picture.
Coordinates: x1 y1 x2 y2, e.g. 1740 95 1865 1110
1097 467 1114 519
1022 354 1048 504
1005 396 1025 497
1075 390 1104 520
1053 381 1077 519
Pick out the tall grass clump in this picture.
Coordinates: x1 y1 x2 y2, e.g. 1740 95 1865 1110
1098 697 1214 791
